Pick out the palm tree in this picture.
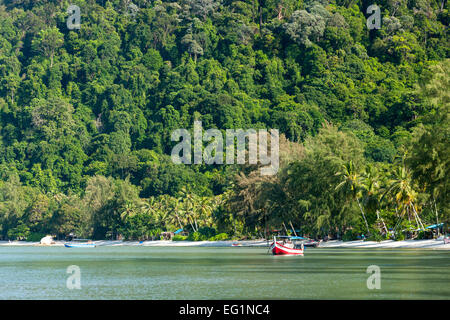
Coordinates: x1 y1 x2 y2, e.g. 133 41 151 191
120 201 138 221
382 161 425 233
164 195 184 230
335 161 370 234
197 197 210 224
154 206 169 229
179 188 198 232
361 164 388 234
141 197 159 221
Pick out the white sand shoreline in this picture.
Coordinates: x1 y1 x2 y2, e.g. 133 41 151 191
318 239 450 250
0 239 449 250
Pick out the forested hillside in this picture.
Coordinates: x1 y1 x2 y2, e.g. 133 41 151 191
0 0 448 241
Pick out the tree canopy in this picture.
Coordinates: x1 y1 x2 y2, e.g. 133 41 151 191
0 0 448 240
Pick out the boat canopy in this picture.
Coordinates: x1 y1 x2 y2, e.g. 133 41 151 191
276 236 307 240
174 228 183 234
425 223 444 229
413 223 444 232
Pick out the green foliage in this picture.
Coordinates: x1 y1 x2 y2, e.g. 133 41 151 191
394 232 405 241
187 232 203 241
416 231 426 240
0 1 447 240
342 229 357 241
172 235 187 241
209 233 228 241
26 232 47 242
366 231 385 242
197 226 216 239
7 223 30 240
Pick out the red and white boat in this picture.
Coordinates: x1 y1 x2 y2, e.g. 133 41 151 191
270 236 304 255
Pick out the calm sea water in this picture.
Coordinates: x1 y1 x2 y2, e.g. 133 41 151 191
0 246 449 299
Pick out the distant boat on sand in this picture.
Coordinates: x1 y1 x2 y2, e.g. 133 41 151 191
39 235 56 246
64 239 96 248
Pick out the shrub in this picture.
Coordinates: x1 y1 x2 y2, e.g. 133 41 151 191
197 226 216 238
416 231 432 240
148 228 162 239
7 223 30 240
187 232 204 241
395 232 405 241
209 233 228 241
172 235 187 241
367 232 384 242
27 232 47 242
342 229 357 241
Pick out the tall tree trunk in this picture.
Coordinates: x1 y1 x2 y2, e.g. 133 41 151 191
175 213 183 230
187 215 196 232
411 202 425 231
356 198 370 235
410 206 420 231
376 210 388 234
282 222 289 235
433 197 440 237
194 216 198 231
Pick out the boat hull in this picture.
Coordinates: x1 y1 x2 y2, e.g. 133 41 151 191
304 241 320 248
64 243 96 248
270 242 304 255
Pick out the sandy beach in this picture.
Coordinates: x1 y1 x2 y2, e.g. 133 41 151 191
318 239 450 250
0 239 449 249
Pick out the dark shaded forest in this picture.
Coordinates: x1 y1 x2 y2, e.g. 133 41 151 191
0 0 448 241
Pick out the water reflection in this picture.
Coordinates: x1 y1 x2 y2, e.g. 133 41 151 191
0 246 448 299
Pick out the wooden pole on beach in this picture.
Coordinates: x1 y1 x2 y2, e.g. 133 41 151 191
289 221 298 237
282 222 289 236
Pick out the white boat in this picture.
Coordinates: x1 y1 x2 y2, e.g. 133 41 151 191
64 239 96 248
40 235 55 245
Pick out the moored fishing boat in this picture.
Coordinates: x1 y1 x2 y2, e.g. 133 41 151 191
64 239 96 248
270 236 304 255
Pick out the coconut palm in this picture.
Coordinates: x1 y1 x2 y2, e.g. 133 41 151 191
382 161 425 232
361 164 388 234
335 161 370 234
154 206 170 229
164 195 184 230
141 197 160 221
179 187 198 232
120 201 138 221
198 196 214 227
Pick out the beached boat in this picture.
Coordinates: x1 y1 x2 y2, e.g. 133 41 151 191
64 243 96 248
304 239 321 248
270 236 304 255
64 239 96 248
39 235 56 245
